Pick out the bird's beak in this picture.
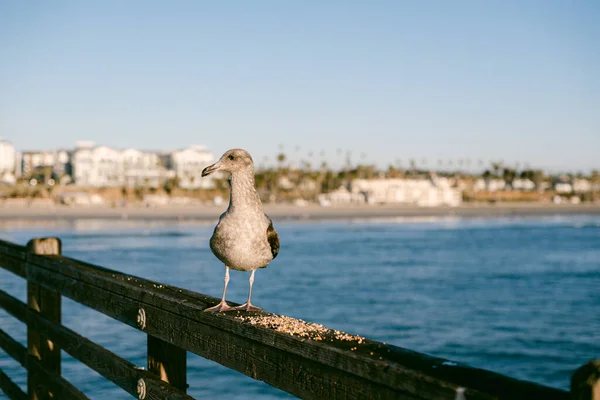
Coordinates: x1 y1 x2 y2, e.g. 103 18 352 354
202 161 221 177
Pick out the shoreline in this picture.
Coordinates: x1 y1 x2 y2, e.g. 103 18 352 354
1 203 600 224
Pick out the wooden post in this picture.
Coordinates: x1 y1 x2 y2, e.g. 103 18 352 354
26 238 62 400
147 336 187 392
572 359 600 400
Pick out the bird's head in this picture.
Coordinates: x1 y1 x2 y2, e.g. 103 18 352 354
202 148 254 177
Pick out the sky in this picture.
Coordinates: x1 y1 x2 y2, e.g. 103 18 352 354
0 1 599 172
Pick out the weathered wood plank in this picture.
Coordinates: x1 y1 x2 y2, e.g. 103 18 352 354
25 254 569 400
0 289 27 323
0 239 27 278
0 287 190 400
0 326 87 400
26 305 194 400
0 329 27 367
26 237 62 400
0 254 26 278
148 336 187 392
572 359 600 400
0 368 27 400
26 238 61 257
0 239 27 261
27 355 90 400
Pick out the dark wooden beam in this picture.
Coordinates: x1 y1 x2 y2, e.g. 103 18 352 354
148 336 187 392
0 328 27 367
26 237 62 400
0 254 26 278
0 368 27 400
0 289 27 323
26 305 194 400
0 239 27 278
572 360 600 400
0 239 27 261
27 355 90 400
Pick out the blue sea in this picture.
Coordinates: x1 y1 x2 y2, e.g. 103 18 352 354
1 215 599 399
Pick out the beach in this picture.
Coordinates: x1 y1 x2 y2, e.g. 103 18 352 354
1 202 599 223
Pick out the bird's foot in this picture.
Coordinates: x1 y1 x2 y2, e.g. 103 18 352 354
231 302 262 312
204 300 232 313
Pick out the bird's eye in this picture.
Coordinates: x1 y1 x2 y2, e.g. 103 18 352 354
228 155 235 161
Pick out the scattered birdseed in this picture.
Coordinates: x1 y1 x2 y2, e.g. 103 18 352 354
235 314 365 343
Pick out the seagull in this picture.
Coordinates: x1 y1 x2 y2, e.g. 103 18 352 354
201 148 280 312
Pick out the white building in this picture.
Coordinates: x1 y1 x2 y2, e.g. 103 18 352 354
487 179 506 192
167 145 215 189
0 139 16 172
573 179 592 193
474 178 487 192
0 139 16 184
71 142 125 187
318 185 365 206
554 182 573 193
473 178 509 192
122 148 173 188
350 177 462 207
511 178 536 191
19 149 70 179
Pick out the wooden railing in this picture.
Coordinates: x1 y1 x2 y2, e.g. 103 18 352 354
0 237 598 400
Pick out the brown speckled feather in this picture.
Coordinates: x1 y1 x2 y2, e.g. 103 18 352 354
266 218 279 259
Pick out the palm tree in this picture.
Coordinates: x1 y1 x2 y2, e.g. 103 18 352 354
491 161 503 177
277 153 286 168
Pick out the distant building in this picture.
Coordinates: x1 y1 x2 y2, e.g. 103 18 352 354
572 179 591 193
554 182 573 193
511 178 536 191
19 149 70 180
350 177 462 207
318 185 365 206
277 176 294 190
473 178 487 192
0 139 16 184
122 148 173 188
167 145 215 189
0 139 15 171
486 179 506 192
71 142 124 187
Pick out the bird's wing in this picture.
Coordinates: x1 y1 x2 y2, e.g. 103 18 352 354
266 216 279 259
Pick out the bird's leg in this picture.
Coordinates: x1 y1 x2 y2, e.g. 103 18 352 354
204 266 232 312
232 270 262 312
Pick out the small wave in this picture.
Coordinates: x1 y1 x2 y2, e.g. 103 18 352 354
569 222 600 229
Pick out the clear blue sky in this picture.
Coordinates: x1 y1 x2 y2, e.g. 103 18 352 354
1 1 598 172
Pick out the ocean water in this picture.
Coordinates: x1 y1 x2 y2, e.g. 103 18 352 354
1 215 599 399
